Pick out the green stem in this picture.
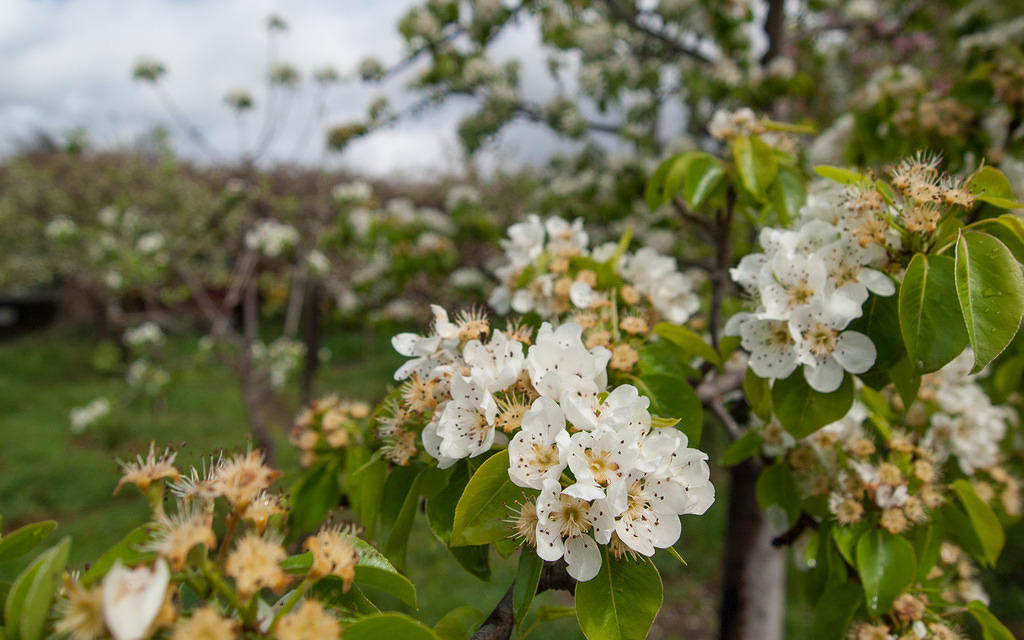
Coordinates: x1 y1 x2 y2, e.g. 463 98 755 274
216 511 240 564
201 557 243 612
269 577 312 632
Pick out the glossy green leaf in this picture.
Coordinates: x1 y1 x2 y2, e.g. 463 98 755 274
769 165 805 225
950 479 1004 567
575 552 662 640
912 514 944 582
6 536 71 640
343 613 439 640
968 166 1014 199
856 529 916 615
451 451 521 547
632 373 702 444
683 154 726 210
899 254 968 373
433 606 485 640
954 231 1024 372
355 456 387 538
969 214 1024 263
888 356 921 407
967 601 1015 640
771 370 854 439
514 550 543 626
977 194 1024 209
811 582 862 640
831 521 868 566
653 323 721 367
744 367 772 421
287 459 342 538
847 289 902 373
0 522 56 565
80 525 152 587
720 428 764 467
733 135 778 199
353 565 417 608
644 153 680 212
663 152 698 204
814 165 863 185
383 467 426 571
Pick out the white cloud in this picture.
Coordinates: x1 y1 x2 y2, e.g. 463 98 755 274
0 0 585 178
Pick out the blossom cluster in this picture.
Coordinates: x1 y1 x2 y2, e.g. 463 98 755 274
385 306 714 580
68 397 111 434
726 184 896 392
489 214 700 328
244 219 299 258
290 395 371 467
54 444 365 640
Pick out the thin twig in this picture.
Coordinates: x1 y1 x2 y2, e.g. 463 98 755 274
599 0 713 65
710 399 744 441
470 561 575 640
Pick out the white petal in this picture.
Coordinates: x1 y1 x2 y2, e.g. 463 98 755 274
803 360 844 393
649 512 682 549
860 269 895 296
833 331 876 374
102 559 169 640
564 535 602 582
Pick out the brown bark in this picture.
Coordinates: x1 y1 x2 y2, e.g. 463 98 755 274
718 460 784 640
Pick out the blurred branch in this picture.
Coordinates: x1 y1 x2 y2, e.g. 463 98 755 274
599 0 712 65
762 0 785 64
470 561 575 640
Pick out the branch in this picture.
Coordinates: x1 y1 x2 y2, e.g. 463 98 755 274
771 512 818 547
710 398 744 441
762 0 786 65
470 561 575 640
599 0 713 65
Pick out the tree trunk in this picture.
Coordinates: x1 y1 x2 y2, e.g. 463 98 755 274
241 279 277 461
301 281 321 405
719 460 785 640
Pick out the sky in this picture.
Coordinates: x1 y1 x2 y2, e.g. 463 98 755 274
0 0 571 178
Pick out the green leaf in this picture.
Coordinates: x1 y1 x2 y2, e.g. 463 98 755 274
636 341 701 380
287 459 342 538
888 356 921 407
969 214 1024 263
80 525 152 587
355 456 387 538
954 231 1024 372
433 606 485 640
814 165 864 185
720 428 764 467
537 605 577 621
649 416 680 429
977 194 1024 209
942 503 988 567
644 153 680 212
831 522 868 566
950 479 1004 567
354 565 417 608
632 373 702 444
846 289 902 374
451 451 521 547
343 613 439 640
683 154 726 210
383 467 426 571
653 323 721 367
514 550 543 626
913 514 944 582
426 461 470 546
968 166 1015 199
769 165 806 225
856 529 916 615
6 536 71 640
0 522 56 564
967 601 1016 640
744 367 772 421
380 465 422 534
733 135 778 199
898 253 968 373
575 553 662 640
811 582 863 640
771 370 854 439
755 463 801 529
